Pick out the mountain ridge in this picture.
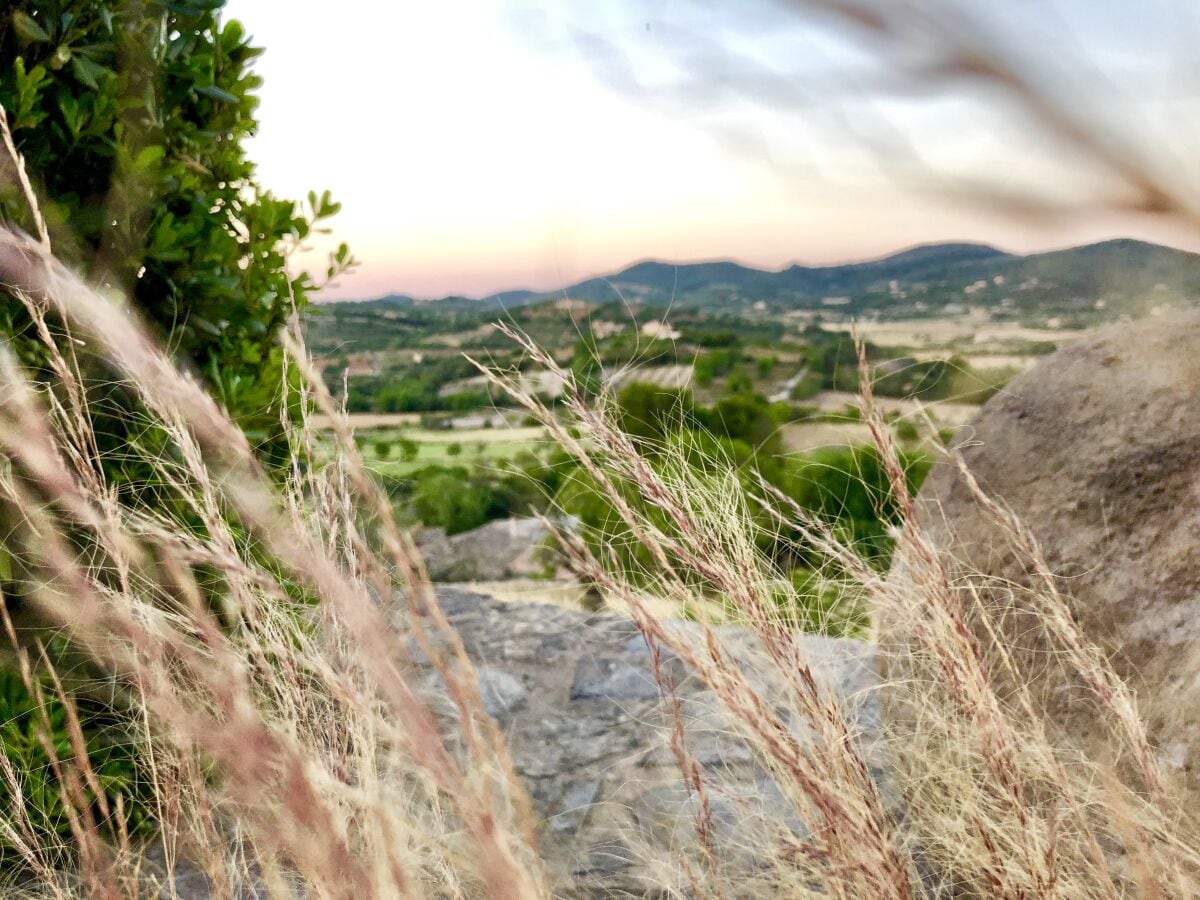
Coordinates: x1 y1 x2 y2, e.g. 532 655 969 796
333 238 1200 317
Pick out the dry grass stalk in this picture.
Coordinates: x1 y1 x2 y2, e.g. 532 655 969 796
475 329 916 898
0 225 548 898
1 3 1199 890
477 319 1200 898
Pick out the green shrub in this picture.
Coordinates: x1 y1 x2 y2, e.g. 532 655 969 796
0 2 345 865
614 382 695 444
396 437 419 462
0 1 350 460
697 393 784 454
779 444 931 565
693 347 741 385
895 419 920 442
0 664 149 865
788 370 824 401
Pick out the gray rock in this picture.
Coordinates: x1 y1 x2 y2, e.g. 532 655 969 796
550 779 602 835
639 692 755 768
414 588 882 894
416 517 555 582
571 840 636 877
85 585 890 896
476 666 526 717
631 782 739 844
899 311 1200 794
569 657 662 702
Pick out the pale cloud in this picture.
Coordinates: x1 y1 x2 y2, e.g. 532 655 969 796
225 0 1200 300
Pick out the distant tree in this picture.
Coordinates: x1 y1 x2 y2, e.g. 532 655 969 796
725 372 754 394
699 393 782 454
693 330 740 348
895 419 920 443
694 347 741 386
568 338 605 398
411 470 491 535
396 436 419 462
779 445 931 563
614 381 695 444
446 442 462 457
373 439 392 459
788 371 824 401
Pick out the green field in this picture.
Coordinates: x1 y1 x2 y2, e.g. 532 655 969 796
346 426 553 477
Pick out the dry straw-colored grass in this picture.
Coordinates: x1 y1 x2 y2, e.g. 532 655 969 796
0 180 1197 898
0 1 1199 894
476 323 1200 899
0 182 1196 899
0 121 544 896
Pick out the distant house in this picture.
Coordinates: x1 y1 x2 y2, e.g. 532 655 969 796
640 320 681 340
589 320 626 339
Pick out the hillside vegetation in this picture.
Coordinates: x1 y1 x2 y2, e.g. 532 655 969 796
336 237 1200 321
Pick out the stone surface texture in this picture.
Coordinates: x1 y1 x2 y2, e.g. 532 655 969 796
910 310 1200 788
139 592 879 898
423 588 882 897
415 517 553 582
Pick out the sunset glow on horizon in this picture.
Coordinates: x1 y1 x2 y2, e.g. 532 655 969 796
225 0 1200 301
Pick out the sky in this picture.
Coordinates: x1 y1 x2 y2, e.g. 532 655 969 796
224 0 1200 300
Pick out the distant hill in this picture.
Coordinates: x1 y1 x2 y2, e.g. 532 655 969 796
339 238 1200 322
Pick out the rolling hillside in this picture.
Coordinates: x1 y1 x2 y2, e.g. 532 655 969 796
337 238 1200 323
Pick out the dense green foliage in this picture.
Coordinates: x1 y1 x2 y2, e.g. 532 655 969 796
384 376 929 633
0 1 348 455
387 450 572 536
0 664 149 864
0 2 347 865
343 356 490 413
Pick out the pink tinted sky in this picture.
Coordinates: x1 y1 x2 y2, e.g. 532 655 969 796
225 1 1200 300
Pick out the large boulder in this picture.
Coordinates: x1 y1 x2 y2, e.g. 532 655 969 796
415 516 556 582
909 310 1200 785
417 589 883 896
142 589 884 898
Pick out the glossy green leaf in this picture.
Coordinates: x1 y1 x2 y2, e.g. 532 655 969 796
70 54 108 90
195 84 238 104
11 11 51 43
133 144 165 172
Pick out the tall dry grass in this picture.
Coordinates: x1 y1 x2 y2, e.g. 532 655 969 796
0 149 545 895
479 324 1200 898
0 179 1196 897
0 4 1198 894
